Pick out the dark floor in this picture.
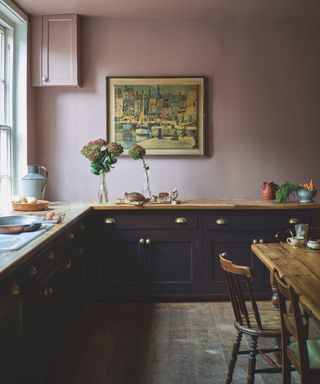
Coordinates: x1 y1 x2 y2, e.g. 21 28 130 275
46 302 317 384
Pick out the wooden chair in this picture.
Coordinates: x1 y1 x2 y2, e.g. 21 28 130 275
219 253 282 384
274 270 320 383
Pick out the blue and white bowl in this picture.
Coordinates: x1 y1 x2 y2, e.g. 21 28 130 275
296 188 317 203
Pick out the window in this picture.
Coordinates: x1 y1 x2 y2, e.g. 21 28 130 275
0 20 13 208
0 1 28 210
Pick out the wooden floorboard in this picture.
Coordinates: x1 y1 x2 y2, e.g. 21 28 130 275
45 301 319 384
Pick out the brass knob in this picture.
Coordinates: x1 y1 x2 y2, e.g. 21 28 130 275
11 284 21 296
259 239 264 244
48 251 55 260
252 239 258 244
146 239 151 245
105 218 116 224
216 218 228 225
288 218 300 224
43 287 49 296
65 260 72 270
139 238 145 244
30 265 38 275
68 232 76 240
175 217 187 224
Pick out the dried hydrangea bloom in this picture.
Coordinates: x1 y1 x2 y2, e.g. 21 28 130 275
80 139 107 162
108 142 124 157
128 144 146 160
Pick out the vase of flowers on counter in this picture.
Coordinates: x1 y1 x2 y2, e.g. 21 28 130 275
81 139 123 203
128 144 151 199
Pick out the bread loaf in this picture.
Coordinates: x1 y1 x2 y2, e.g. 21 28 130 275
124 192 146 202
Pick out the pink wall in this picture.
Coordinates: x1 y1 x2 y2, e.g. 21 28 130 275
32 17 320 201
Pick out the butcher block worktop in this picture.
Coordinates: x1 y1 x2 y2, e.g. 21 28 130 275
0 199 319 278
93 199 320 210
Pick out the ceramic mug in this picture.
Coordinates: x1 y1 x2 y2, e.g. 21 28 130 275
307 240 320 250
287 237 305 247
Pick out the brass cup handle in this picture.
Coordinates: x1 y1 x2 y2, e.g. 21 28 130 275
139 238 145 244
216 218 228 225
30 265 38 275
145 239 151 245
68 232 76 240
288 218 300 224
105 218 116 225
175 217 187 224
11 284 21 296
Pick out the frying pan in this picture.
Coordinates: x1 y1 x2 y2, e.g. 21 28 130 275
0 216 43 234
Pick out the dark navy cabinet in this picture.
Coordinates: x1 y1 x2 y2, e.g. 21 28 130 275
88 211 200 300
89 209 316 301
0 219 89 384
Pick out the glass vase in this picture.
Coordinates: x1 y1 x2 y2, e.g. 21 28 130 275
142 165 151 199
98 172 108 203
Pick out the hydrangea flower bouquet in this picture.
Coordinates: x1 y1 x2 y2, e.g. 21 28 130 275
81 139 123 202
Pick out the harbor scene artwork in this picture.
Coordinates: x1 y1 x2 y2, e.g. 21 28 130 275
107 77 205 155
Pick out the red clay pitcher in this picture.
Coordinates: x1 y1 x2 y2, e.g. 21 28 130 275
261 181 278 200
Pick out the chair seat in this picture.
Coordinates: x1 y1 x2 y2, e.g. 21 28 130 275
235 311 308 337
235 310 281 336
288 339 320 370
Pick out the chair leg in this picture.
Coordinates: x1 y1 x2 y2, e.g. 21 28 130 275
226 330 243 384
247 336 258 384
281 345 291 384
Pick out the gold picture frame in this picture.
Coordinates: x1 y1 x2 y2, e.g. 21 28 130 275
107 77 205 155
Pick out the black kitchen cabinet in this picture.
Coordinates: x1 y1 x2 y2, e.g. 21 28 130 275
0 219 89 384
0 280 22 384
88 211 200 300
202 210 315 299
88 209 316 300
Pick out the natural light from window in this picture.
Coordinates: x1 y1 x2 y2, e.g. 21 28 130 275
0 0 28 211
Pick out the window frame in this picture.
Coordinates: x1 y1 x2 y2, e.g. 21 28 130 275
0 16 14 208
0 0 28 209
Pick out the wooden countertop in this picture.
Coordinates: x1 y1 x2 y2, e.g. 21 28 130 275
0 199 319 279
92 199 320 210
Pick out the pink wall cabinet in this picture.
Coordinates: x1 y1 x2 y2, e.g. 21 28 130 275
31 14 80 87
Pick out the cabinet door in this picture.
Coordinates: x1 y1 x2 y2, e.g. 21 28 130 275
39 14 79 86
145 231 199 295
21 279 43 381
92 229 146 299
0 283 22 384
203 231 253 298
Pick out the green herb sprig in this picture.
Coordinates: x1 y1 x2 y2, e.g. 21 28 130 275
275 182 299 203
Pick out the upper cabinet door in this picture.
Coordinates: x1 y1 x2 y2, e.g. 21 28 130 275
32 15 80 87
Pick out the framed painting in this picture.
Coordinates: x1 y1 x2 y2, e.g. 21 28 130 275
107 77 205 155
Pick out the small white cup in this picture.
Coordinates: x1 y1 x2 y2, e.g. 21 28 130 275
287 237 305 247
307 240 320 250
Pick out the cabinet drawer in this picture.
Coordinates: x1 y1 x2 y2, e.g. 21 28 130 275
204 212 313 231
95 212 198 230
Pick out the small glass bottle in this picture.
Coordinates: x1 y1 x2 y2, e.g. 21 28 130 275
98 172 108 203
142 159 151 199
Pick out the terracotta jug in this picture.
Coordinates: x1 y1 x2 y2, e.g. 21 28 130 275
261 181 278 200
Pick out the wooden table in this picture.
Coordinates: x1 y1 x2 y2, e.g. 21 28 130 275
252 243 320 323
